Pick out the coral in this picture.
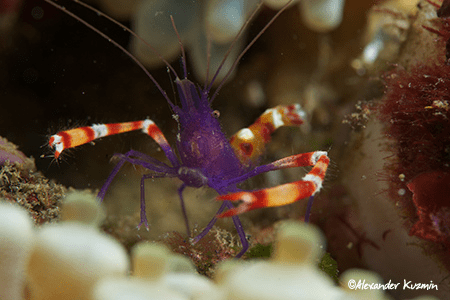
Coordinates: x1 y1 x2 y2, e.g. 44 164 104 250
298 0 345 32
26 191 129 300
131 0 346 83
0 191 440 300
131 0 256 83
0 187 217 300
93 242 216 300
160 227 240 277
352 0 415 74
0 202 33 300
214 221 432 300
352 0 450 75
0 136 34 170
60 189 106 226
0 137 64 225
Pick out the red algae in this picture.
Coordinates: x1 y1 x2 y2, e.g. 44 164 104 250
376 3 450 247
407 171 450 244
437 0 450 18
377 62 450 237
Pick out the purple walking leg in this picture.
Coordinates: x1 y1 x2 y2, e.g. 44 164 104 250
191 200 249 258
97 149 176 201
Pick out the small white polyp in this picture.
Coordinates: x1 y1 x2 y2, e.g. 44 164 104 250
93 278 187 300
0 202 34 300
220 222 343 300
299 0 345 32
27 223 129 300
206 0 246 44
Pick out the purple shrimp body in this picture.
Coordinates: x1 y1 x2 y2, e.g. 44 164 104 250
174 78 244 191
45 0 320 259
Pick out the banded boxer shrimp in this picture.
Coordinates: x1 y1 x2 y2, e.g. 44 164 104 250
45 0 330 258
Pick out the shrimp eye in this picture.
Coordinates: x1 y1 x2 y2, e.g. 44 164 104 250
212 110 220 118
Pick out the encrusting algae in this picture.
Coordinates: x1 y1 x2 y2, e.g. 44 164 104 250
0 137 63 225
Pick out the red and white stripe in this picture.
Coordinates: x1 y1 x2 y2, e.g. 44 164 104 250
229 104 306 167
216 151 330 218
49 119 169 158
